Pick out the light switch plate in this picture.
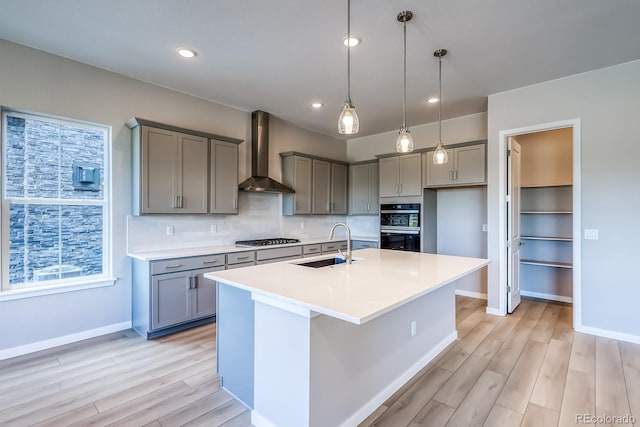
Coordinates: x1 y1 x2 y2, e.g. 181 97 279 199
482 224 488 232
584 229 599 240
166 225 174 236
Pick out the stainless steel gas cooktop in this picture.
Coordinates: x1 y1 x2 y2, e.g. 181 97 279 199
235 238 301 247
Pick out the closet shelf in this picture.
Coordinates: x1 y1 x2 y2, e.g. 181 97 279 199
521 259 573 269
521 236 572 242
521 210 572 214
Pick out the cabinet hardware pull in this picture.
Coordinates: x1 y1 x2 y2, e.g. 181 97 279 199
193 276 198 289
449 170 453 181
453 170 458 181
202 260 219 264
308 248 318 252
237 256 249 260
188 276 194 289
165 264 183 269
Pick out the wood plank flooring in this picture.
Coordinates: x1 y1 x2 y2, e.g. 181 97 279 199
0 296 638 427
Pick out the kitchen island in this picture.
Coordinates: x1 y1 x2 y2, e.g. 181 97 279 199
205 248 489 427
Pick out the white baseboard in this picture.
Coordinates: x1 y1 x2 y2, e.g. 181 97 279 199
251 411 279 427
521 290 573 304
575 325 640 345
486 307 505 316
455 289 487 300
0 321 132 361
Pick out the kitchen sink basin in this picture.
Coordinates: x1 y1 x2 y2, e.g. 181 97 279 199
295 257 356 268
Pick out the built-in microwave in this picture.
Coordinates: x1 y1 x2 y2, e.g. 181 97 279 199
380 203 421 252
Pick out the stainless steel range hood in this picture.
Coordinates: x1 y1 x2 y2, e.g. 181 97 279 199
238 111 295 194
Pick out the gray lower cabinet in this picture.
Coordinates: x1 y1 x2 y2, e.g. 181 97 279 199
255 246 303 264
321 241 348 254
133 254 224 339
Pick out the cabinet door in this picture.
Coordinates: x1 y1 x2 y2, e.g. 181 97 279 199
425 150 453 187
210 140 238 214
349 163 370 214
379 157 399 197
312 159 331 214
179 133 208 213
282 156 312 215
454 144 486 185
142 127 179 213
330 163 348 214
151 271 191 330
398 153 422 196
368 162 379 214
191 267 221 320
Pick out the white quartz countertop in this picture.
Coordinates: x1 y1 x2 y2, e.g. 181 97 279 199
127 236 371 261
205 249 489 325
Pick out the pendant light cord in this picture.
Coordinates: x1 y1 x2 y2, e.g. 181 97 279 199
438 54 442 143
346 0 351 104
402 19 407 128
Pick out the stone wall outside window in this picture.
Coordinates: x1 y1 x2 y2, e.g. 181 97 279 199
5 114 105 285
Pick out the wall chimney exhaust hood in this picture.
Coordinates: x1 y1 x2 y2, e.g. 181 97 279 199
238 111 295 194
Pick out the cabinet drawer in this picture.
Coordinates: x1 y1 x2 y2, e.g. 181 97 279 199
255 255 303 265
352 240 378 250
322 241 347 253
227 251 256 265
151 254 225 275
226 261 255 270
256 246 302 261
303 244 322 255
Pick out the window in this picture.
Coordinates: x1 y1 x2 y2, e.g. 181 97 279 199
1 110 111 292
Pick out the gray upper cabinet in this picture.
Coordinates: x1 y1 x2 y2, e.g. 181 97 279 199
330 163 348 214
282 155 313 215
312 159 331 214
349 161 379 215
281 152 348 215
138 126 208 214
210 139 238 214
128 118 242 216
424 143 486 187
379 153 422 197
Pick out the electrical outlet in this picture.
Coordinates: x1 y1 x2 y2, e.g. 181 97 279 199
482 224 488 232
584 229 599 240
210 224 217 233
166 225 174 236
410 321 417 337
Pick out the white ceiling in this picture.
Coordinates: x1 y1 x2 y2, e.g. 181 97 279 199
1 0 640 139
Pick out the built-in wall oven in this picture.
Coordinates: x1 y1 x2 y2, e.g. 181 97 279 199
380 203 421 252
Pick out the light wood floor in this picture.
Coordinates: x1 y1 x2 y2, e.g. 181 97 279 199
1 296 638 426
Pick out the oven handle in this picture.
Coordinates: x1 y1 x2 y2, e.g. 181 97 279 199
380 229 420 235
380 209 420 214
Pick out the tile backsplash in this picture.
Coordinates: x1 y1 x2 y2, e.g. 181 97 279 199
127 192 378 253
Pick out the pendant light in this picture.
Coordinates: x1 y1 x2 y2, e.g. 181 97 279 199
433 49 449 164
395 11 414 153
338 0 359 134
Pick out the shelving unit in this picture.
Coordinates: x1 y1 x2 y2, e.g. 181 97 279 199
520 185 573 302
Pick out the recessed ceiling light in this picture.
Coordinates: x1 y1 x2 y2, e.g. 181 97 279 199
177 47 197 58
427 97 439 104
311 102 324 109
343 36 361 47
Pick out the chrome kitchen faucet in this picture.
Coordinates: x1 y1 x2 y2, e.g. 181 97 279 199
328 222 352 264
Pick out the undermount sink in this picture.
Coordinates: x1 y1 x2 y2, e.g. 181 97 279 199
295 257 356 268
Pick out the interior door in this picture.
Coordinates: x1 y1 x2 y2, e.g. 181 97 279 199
507 138 522 313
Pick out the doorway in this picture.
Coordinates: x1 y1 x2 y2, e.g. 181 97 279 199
499 120 581 326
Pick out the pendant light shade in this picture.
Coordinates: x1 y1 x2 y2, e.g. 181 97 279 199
338 0 359 135
395 10 413 153
433 49 448 164
338 100 359 134
396 126 414 153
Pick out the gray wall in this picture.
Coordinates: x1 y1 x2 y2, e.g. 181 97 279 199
0 39 346 354
487 59 640 339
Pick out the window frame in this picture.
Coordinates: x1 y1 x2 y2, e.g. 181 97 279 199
1 109 114 295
